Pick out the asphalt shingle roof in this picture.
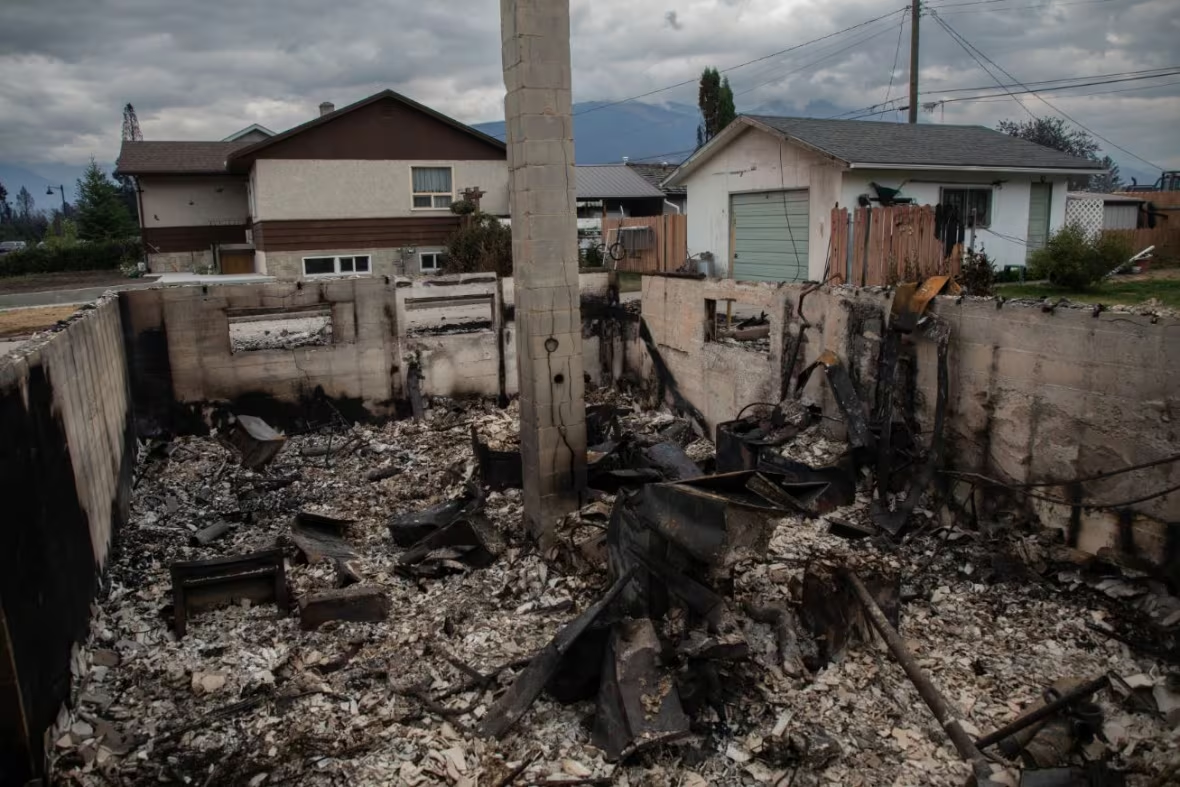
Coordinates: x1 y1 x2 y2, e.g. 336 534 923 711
746 115 1105 171
116 141 254 175
576 166 666 200
626 163 687 196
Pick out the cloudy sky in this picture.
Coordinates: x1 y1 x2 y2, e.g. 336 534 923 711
1 0 1176 178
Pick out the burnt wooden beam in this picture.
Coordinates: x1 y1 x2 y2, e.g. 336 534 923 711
171 549 288 638
298 586 390 631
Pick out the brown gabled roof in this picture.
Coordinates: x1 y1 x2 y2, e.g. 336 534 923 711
626 162 687 196
227 89 505 167
116 140 252 176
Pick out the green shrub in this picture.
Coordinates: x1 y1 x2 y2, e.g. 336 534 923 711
959 246 995 295
444 213 512 277
581 243 604 268
0 239 143 277
1028 224 1133 290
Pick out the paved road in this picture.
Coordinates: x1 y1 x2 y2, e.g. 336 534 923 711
0 279 159 310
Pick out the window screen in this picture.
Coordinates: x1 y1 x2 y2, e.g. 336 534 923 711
941 188 992 227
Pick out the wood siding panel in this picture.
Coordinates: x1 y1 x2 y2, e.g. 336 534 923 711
601 215 688 273
142 224 248 253
244 98 504 162
829 205 966 285
254 216 461 252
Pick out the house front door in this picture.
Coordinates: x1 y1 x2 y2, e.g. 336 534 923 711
1026 183 1052 262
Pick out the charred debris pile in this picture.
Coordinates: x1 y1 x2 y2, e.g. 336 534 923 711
50 299 1180 785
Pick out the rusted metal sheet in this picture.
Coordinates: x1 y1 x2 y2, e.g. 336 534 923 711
171 549 288 637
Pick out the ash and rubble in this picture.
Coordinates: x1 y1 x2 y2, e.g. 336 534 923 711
49 390 1180 787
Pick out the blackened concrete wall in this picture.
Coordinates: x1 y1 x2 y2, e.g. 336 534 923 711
119 273 636 433
0 296 134 784
639 274 1180 577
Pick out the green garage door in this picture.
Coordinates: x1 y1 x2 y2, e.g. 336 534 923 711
731 190 809 282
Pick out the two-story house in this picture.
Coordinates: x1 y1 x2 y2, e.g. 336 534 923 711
116 89 509 279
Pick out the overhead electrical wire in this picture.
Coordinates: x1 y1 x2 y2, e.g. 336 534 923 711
882 12 908 116
928 7 1164 170
572 6 909 118
836 68 1180 119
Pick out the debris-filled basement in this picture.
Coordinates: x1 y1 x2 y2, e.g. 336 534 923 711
1 268 1178 787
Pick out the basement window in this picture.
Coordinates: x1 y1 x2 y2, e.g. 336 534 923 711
420 251 447 274
705 298 771 355
411 167 454 209
940 187 992 227
302 255 371 277
228 304 334 352
403 294 495 337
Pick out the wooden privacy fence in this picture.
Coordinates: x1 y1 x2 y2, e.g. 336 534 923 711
831 205 962 286
602 214 688 273
1103 226 1180 263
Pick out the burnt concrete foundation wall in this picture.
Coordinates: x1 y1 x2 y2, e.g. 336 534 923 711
0 296 134 784
639 275 1180 577
120 272 637 433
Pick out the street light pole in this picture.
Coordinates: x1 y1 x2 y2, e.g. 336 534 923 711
46 185 67 213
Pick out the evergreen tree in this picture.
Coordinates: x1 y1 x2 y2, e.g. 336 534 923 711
75 159 136 241
0 179 10 223
717 76 737 134
697 67 722 143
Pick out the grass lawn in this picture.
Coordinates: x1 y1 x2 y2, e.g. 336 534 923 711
0 304 82 337
617 271 643 293
995 277 1180 309
0 269 130 294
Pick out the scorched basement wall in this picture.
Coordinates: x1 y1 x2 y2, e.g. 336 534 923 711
119 273 637 432
0 296 134 784
640 275 1180 574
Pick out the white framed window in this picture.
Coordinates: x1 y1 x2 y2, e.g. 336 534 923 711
302 255 371 277
419 251 447 273
411 166 454 209
940 187 992 227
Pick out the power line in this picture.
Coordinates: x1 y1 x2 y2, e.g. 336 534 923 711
932 0 1131 15
882 11 908 116
572 6 908 118
930 11 1039 120
831 67 1180 119
736 20 905 99
928 8 1164 171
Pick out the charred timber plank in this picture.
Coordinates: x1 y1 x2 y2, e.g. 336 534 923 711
478 568 636 739
171 549 287 638
593 618 690 761
298 586 390 631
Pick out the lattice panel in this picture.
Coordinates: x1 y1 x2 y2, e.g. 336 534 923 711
1066 197 1105 238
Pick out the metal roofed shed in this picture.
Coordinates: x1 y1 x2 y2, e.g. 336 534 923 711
576 166 667 200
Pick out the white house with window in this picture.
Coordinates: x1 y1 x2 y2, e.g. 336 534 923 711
663 115 1104 280
118 89 508 279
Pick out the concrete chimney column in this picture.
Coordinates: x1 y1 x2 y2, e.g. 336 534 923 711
319 102 335 116
500 0 586 547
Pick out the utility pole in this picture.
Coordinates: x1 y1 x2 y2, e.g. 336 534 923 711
908 1 920 124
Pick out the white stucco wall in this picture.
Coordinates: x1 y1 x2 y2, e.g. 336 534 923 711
840 170 1070 269
252 160 510 221
681 126 844 280
139 176 249 228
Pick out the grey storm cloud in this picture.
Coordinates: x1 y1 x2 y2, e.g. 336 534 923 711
0 0 1176 174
